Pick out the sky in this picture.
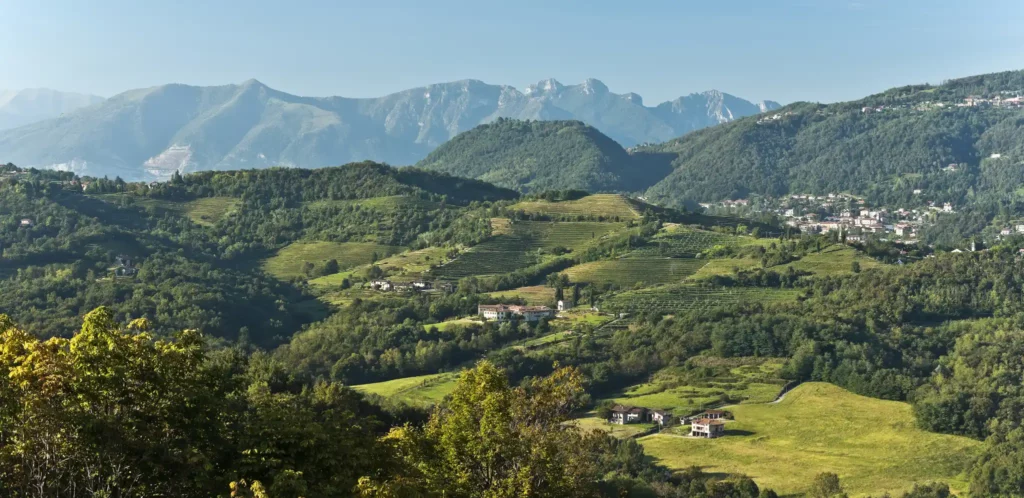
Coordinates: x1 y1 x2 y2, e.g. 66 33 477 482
1 0 1023 105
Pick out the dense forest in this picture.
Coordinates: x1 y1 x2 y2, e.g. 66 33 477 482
0 163 515 343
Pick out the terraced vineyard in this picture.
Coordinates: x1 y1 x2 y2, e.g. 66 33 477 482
431 221 624 278
626 228 736 258
563 258 705 287
602 284 802 314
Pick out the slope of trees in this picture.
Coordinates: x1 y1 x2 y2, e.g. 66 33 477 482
417 119 671 193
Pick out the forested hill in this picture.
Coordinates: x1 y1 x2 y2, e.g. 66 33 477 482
640 69 1024 209
157 161 518 204
416 119 671 193
0 162 514 342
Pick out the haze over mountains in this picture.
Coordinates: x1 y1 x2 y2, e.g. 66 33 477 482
0 78 778 180
0 89 104 131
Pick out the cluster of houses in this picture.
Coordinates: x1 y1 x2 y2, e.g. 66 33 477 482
704 192 965 243
608 406 731 439
369 279 453 293
478 304 555 322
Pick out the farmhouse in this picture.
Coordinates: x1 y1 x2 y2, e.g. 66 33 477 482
610 405 647 425
478 304 554 322
370 279 393 291
19 218 33 228
649 409 673 426
690 418 725 438
701 409 729 420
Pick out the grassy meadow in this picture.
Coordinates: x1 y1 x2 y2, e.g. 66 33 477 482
640 383 981 497
351 372 460 408
602 357 787 413
510 194 640 220
262 241 401 280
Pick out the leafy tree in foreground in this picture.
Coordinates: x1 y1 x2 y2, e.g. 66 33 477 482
359 361 598 497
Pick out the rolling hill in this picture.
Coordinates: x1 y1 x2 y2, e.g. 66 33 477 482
416 119 671 193
0 78 774 181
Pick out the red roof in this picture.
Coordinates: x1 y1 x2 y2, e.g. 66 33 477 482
691 418 725 426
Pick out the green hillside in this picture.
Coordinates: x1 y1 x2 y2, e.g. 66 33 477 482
641 383 981 497
640 69 1024 210
416 119 670 193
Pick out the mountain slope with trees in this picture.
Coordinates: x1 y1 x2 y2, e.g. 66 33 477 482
641 69 1024 211
416 119 671 193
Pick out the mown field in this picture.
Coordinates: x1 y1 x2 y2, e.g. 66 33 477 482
640 383 980 497
432 221 624 278
603 357 787 414
351 372 460 408
510 194 639 220
563 258 706 287
262 241 402 280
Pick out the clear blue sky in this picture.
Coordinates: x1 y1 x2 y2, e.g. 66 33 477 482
1 0 1023 104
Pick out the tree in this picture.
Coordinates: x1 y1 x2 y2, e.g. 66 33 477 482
809 472 845 498
359 361 598 497
851 261 861 273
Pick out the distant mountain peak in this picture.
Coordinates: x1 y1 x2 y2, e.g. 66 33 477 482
0 77 775 180
525 78 564 95
580 78 609 95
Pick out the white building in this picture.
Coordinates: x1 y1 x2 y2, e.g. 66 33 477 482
478 304 555 322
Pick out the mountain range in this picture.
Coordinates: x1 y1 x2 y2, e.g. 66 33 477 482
0 79 777 180
419 68 1024 218
0 89 104 131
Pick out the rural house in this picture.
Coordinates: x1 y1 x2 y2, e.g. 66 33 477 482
649 409 673 426
690 418 725 438
610 405 647 425
478 304 554 322
370 280 393 291
19 218 33 228
701 409 729 420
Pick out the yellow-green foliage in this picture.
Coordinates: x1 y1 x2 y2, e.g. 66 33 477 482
262 241 401 279
351 372 460 408
510 194 640 220
604 357 787 413
640 383 981 497
563 258 705 287
485 285 556 305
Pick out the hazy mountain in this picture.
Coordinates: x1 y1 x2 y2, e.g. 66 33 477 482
0 89 104 130
0 79 774 180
